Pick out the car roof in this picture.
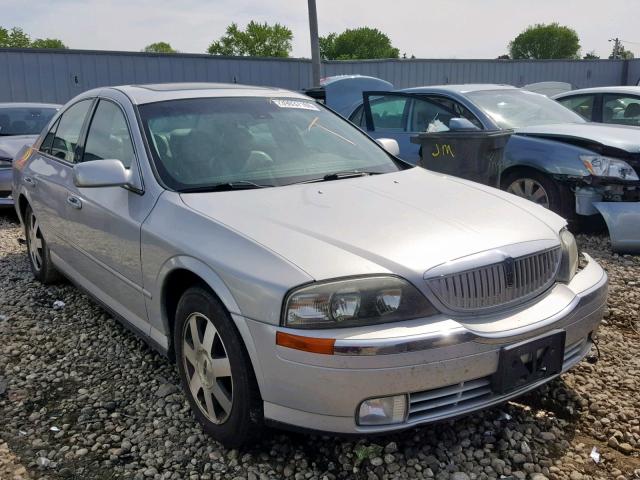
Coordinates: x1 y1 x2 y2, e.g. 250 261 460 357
0 102 61 109
554 86 640 98
400 84 517 94
110 82 310 105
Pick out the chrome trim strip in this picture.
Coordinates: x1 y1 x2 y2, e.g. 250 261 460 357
333 328 477 356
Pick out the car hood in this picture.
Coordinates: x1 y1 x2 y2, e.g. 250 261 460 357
516 123 640 154
0 134 38 159
180 168 565 281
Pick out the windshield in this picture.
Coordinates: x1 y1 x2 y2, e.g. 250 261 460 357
0 107 58 136
138 97 401 190
467 89 585 129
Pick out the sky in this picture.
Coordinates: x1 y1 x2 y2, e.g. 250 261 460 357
1 0 639 59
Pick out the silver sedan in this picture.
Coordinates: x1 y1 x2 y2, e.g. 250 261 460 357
13 83 607 447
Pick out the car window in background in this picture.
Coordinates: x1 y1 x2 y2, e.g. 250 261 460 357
556 95 595 121
83 100 136 167
602 94 640 126
467 89 585 129
49 100 92 162
0 107 57 136
139 97 401 190
408 97 483 132
368 95 409 131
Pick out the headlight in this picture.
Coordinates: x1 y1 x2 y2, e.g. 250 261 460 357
558 228 579 283
283 276 438 329
580 155 639 181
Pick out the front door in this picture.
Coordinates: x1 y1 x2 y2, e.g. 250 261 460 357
62 98 152 334
361 92 421 163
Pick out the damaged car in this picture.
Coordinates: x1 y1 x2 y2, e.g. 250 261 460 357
317 78 640 252
14 83 607 446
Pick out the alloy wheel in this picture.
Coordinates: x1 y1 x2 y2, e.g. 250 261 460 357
28 213 44 272
181 312 233 424
506 178 550 209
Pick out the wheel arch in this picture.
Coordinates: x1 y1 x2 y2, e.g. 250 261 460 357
500 164 550 189
155 257 266 397
17 193 30 224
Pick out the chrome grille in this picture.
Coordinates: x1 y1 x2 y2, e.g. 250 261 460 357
427 247 561 313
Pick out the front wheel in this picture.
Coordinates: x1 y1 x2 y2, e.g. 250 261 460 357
501 169 575 222
174 286 263 447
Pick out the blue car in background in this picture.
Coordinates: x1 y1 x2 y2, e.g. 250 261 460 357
312 77 640 252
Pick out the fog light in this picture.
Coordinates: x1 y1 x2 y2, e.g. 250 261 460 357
357 395 407 426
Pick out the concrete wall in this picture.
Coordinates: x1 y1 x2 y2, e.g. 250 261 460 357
1 48 638 104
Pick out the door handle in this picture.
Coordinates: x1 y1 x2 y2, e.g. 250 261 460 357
66 195 82 209
23 176 36 187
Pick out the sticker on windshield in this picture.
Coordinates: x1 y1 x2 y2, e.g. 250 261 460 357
271 99 319 111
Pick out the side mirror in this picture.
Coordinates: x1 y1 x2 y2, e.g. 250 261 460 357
73 159 131 188
376 138 400 156
449 118 480 131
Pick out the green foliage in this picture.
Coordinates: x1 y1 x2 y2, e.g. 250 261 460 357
583 50 600 60
320 27 400 60
609 44 634 60
0 26 66 49
0 27 31 48
207 21 292 57
353 444 383 466
31 38 67 49
509 23 580 59
144 42 177 53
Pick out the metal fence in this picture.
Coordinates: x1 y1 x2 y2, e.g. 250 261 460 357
1 48 638 104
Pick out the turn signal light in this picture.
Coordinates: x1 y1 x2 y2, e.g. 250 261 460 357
276 331 335 355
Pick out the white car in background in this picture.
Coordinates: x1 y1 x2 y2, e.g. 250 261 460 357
554 86 640 127
0 103 60 207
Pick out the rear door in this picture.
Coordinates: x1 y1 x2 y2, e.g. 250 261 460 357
24 99 94 257
602 93 640 126
62 97 152 335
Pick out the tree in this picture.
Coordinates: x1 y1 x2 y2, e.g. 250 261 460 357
319 27 399 60
496 54 511 60
207 21 292 57
509 23 580 59
609 44 634 60
0 27 31 48
583 50 600 60
31 38 67 49
144 42 177 53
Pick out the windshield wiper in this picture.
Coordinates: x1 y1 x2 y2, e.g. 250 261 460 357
179 180 274 193
295 170 383 184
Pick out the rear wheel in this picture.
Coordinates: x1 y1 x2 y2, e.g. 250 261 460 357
24 205 61 284
174 286 263 447
501 169 575 222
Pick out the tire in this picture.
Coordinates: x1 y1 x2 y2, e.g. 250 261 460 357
24 205 61 284
174 286 263 447
501 169 576 223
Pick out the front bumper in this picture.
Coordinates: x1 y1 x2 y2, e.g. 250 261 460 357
0 169 13 207
239 254 607 434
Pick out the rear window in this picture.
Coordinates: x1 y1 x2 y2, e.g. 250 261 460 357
0 107 58 136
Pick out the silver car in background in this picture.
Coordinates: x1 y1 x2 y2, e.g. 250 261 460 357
0 103 60 206
13 83 607 447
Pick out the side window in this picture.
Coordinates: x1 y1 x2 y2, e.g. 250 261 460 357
40 118 60 154
603 94 640 126
368 95 409 131
412 96 482 131
557 95 594 121
83 100 136 168
349 105 365 128
50 100 92 162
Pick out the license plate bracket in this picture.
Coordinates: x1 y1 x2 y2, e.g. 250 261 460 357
492 331 566 394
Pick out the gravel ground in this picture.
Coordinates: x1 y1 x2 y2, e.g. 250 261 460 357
1 212 639 480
